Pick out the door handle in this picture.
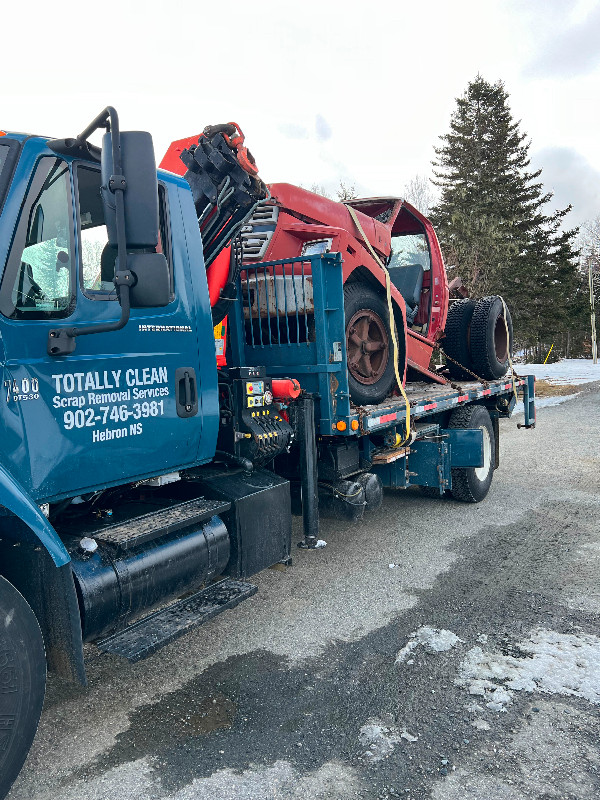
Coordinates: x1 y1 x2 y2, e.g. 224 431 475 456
184 371 192 411
175 367 198 418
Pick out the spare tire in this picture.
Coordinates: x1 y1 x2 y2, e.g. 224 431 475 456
344 283 397 405
442 299 477 380
470 296 513 380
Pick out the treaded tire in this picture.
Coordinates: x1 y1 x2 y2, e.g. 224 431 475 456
470 295 513 380
357 472 384 512
442 299 477 380
448 404 495 503
344 282 397 405
0 576 46 800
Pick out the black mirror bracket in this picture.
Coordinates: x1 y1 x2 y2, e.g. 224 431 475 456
47 278 132 356
109 175 127 192
47 328 77 356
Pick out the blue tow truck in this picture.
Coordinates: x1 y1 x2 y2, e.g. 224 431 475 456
0 109 535 797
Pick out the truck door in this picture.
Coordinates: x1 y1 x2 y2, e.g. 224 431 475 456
0 146 216 502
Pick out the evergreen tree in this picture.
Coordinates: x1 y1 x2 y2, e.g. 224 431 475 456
430 76 580 357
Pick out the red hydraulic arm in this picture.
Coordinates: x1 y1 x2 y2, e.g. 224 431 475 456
160 124 268 367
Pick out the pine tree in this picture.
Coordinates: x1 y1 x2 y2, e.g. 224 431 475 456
430 76 580 356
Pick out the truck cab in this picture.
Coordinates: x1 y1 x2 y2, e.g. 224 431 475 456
0 132 219 504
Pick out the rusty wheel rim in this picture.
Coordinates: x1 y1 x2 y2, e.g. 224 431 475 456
346 309 390 385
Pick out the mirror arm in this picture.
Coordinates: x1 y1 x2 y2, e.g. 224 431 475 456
47 107 134 357
47 277 133 356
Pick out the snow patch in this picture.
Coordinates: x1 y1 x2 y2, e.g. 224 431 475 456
358 720 418 761
457 628 600 711
514 393 580 414
396 626 462 664
465 702 486 714
359 722 401 761
517 358 600 386
400 729 418 743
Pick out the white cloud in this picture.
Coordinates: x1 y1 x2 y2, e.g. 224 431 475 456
315 115 332 143
530 147 600 227
523 3 600 78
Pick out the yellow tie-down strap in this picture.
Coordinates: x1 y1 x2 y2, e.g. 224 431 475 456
345 205 410 446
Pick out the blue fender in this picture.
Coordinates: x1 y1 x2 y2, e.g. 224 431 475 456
0 463 70 567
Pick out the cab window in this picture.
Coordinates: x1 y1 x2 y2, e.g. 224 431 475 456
77 165 112 296
390 233 431 271
1 157 75 319
76 165 173 300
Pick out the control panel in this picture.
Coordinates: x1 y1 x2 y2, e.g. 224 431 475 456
218 366 293 465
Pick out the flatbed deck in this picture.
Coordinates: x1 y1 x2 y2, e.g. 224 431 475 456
357 376 526 433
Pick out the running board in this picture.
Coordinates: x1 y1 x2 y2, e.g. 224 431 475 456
96 579 257 662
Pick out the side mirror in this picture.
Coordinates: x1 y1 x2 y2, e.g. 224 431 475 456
126 253 170 308
101 130 160 249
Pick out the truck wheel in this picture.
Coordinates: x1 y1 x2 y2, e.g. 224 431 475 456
344 283 396 405
469 296 513 380
0 576 46 800
442 299 477 380
358 472 383 512
448 405 494 503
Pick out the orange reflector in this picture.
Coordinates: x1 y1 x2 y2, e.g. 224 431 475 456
351 420 359 431
336 420 347 432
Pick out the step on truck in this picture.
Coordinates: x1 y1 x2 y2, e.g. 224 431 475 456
0 109 535 797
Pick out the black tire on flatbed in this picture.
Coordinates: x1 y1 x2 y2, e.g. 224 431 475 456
448 404 495 503
0 576 46 800
442 299 477 380
469 295 513 380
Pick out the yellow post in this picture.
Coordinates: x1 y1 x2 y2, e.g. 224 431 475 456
543 344 554 364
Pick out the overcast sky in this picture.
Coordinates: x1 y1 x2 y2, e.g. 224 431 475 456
4 0 599 226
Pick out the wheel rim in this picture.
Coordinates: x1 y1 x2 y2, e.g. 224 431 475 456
475 425 492 481
346 309 390 385
494 314 508 362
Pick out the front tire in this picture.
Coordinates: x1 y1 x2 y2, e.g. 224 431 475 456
448 405 495 502
0 576 46 800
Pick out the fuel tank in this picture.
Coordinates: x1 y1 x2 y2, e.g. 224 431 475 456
69 516 229 641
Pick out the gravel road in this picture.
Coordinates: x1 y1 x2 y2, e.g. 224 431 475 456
9 383 600 800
